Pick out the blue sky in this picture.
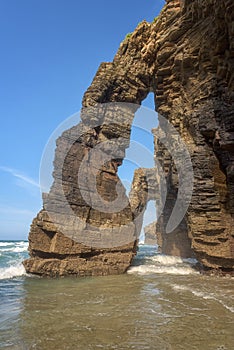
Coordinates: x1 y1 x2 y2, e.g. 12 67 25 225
0 0 165 240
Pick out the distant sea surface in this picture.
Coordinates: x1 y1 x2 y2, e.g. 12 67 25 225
0 241 233 350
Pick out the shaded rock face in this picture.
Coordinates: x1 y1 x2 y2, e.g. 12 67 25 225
152 0 234 270
144 222 158 245
24 0 234 276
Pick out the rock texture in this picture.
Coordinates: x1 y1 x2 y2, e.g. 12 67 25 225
144 222 157 245
24 0 234 276
24 105 141 277
152 0 234 270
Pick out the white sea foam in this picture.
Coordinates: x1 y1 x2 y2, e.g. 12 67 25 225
0 242 14 247
0 241 29 279
172 284 189 292
191 290 234 313
15 241 28 246
151 255 184 265
128 264 197 275
0 243 28 253
12 246 28 253
128 254 198 276
172 284 234 313
0 263 26 280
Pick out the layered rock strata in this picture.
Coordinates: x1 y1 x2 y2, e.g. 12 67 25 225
24 105 141 277
153 0 234 270
24 0 234 276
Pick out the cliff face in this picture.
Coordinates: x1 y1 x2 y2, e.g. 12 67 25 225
24 105 140 277
152 0 234 270
144 222 157 245
24 0 234 276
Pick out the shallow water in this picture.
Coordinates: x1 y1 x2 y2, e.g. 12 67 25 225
0 243 233 350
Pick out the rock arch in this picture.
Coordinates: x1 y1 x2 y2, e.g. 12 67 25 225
24 0 234 276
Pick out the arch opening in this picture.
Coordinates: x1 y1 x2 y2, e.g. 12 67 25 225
118 92 158 245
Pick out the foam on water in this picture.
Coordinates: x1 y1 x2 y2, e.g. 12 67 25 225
151 255 184 265
128 264 198 275
0 241 28 280
172 284 234 313
0 262 26 280
128 252 199 276
1 246 28 253
0 243 233 350
0 242 14 247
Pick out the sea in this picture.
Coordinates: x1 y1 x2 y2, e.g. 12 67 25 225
0 241 233 350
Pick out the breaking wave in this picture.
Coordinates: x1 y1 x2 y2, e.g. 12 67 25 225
0 263 26 280
0 241 28 280
128 247 198 276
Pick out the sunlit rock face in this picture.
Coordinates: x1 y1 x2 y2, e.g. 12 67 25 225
144 222 157 246
24 0 234 276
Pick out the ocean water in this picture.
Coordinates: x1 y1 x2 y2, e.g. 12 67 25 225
0 242 233 350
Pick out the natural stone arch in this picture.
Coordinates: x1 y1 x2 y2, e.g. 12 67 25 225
24 0 234 276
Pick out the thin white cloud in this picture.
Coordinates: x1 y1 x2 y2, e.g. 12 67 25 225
0 204 35 216
0 166 40 188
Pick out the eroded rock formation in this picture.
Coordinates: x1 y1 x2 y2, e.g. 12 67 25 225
144 222 157 245
24 0 234 276
24 105 141 277
152 0 234 270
